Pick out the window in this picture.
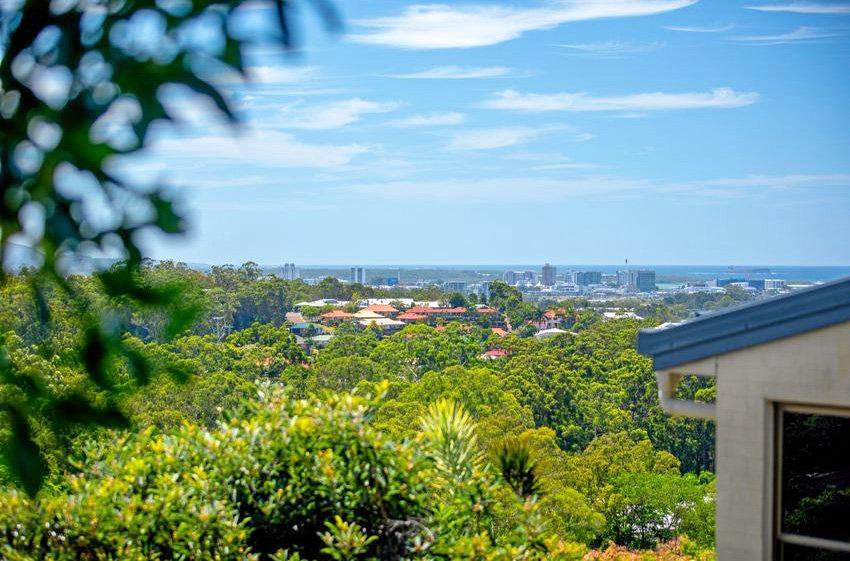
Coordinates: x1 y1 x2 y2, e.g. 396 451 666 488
775 405 850 560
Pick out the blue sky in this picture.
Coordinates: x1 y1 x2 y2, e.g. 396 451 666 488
122 0 850 265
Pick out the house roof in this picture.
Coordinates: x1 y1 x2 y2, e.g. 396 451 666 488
476 306 499 314
397 312 427 321
321 310 354 319
483 348 508 357
637 276 850 370
534 328 568 338
408 306 466 314
358 317 405 328
290 322 322 330
365 304 399 313
353 309 385 319
491 327 509 337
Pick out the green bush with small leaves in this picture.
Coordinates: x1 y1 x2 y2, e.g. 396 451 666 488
0 387 586 560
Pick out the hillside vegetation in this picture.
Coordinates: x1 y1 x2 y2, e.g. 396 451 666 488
0 262 718 560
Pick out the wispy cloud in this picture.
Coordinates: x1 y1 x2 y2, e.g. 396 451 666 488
481 88 759 112
745 2 850 14
138 129 367 170
505 151 598 169
732 26 845 45
554 40 663 57
446 126 553 150
339 177 647 202
337 173 850 203
214 65 319 86
350 0 697 49
391 112 466 127
385 65 513 79
531 162 600 170
698 173 850 189
281 98 401 129
662 23 735 32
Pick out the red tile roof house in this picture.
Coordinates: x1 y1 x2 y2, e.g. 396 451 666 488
319 309 355 324
530 309 571 331
364 304 400 317
481 348 508 360
473 306 506 328
403 306 466 326
396 312 428 322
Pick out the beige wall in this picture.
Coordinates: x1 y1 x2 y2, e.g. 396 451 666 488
667 321 850 560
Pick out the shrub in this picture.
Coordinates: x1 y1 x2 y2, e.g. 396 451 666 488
0 387 584 560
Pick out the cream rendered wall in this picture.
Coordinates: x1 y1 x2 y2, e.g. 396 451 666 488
670 321 850 560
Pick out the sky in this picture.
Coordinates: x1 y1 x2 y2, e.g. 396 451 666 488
119 0 850 266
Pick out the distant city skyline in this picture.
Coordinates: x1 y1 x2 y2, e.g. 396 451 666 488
122 0 850 265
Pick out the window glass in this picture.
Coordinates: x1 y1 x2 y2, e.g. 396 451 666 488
781 410 850 543
779 543 850 561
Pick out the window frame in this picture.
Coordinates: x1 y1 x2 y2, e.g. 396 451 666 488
773 402 850 559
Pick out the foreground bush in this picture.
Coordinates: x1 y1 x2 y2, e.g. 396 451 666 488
0 386 584 560
584 537 715 560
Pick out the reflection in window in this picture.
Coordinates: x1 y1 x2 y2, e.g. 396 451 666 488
776 408 850 560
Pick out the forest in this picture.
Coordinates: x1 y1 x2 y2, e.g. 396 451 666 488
0 261 719 560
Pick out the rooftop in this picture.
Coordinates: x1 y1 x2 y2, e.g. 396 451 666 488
397 312 427 321
638 276 850 370
365 304 399 313
321 310 354 319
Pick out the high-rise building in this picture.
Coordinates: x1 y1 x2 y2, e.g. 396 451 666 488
282 262 299 280
764 279 787 291
635 270 656 292
350 267 366 284
503 270 536 285
478 281 491 300
618 269 656 292
572 271 602 286
443 281 468 292
541 263 556 286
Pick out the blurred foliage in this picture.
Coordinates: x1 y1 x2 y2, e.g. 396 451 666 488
0 0 340 493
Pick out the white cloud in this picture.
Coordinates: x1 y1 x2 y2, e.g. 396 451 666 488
504 152 598 169
481 87 759 112
732 26 845 45
554 40 663 57
281 98 401 129
531 162 600 170
386 65 513 79
391 112 466 126
745 2 850 14
698 173 850 189
445 126 550 150
142 129 367 169
214 65 319 85
338 173 850 202
350 0 697 49
339 177 648 202
662 23 735 32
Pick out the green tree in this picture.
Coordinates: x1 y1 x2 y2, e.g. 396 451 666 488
447 291 467 308
0 0 338 493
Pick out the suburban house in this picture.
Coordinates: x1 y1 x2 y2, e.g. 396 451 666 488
288 322 325 337
363 304 400 317
319 309 354 324
638 277 850 560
